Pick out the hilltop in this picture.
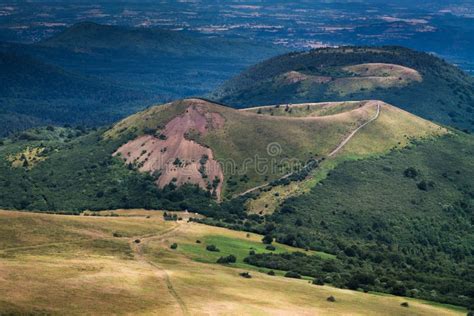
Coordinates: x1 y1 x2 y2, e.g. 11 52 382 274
211 46 474 131
107 98 445 199
0 98 444 209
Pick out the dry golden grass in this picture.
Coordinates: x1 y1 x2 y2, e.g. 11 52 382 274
7 146 47 169
0 210 464 315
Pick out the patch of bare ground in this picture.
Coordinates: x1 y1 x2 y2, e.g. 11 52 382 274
114 101 225 199
280 71 332 84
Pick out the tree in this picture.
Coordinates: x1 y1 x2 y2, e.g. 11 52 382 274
262 234 273 244
404 167 419 178
284 271 301 279
266 245 276 251
217 255 237 264
239 272 252 278
206 244 220 252
313 276 325 286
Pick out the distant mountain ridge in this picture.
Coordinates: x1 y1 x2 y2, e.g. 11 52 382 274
211 46 474 131
0 51 156 136
0 22 286 136
38 22 279 59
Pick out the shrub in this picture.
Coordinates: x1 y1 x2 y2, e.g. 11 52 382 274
265 245 276 251
404 167 419 178
312 277 325 286
417 180 434 191
267 270 275 276
134 239 141 244
262 234 273 244
112 232 122 237
239 272 252 278
249 250 256 255
217 255 237 264
206 244 220 252
327 296 336 302
400 302 409 308
196 240 201 244
170 243 178 250
284 271 301 279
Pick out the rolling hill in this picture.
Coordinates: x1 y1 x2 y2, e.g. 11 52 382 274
0 97 445 209
211 46 474 132
0 22 285 136
0 97 472 310
0 209 463 315
0 51 157 136
38 22 281 59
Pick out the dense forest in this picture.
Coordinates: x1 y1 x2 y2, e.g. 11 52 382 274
200 133 474 308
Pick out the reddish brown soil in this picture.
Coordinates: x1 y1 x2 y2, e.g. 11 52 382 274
114 102 225 199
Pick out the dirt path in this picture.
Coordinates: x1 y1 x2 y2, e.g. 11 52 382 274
328 102 381 157
130 222 190 316
237 102 381 197
0 239 93 253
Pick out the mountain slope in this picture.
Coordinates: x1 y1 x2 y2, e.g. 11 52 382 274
211 46 474 131
0 98 471 309
107 98 445 199
240 133 474 308
0 51 156 136
0 98 445 210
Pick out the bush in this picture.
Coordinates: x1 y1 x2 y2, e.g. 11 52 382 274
417 180 434 191
327 296 336 302
267 270 275 276
239 272 252 278
262 234 273 244
170 243 178 250
217 255 237 264
284 271 301 279
312 277 325 286
206 244 220 252
196 240 201 243
134 239 141 244
400 302 409 308
404 167 419 178
112 232 122 237
266 245 276 251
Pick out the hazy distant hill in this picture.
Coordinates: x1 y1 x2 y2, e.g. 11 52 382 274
0 22 285 135
30 22 286 96
212 46 474 131
0 51 156 136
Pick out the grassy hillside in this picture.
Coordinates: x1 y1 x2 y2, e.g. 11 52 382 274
211 133 474 309
0 98 444 210
0 209 464 315
211 46 474 131
0 51 157 136
107 98 445 199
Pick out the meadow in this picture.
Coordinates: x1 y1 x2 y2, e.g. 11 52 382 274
0 209 465 315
